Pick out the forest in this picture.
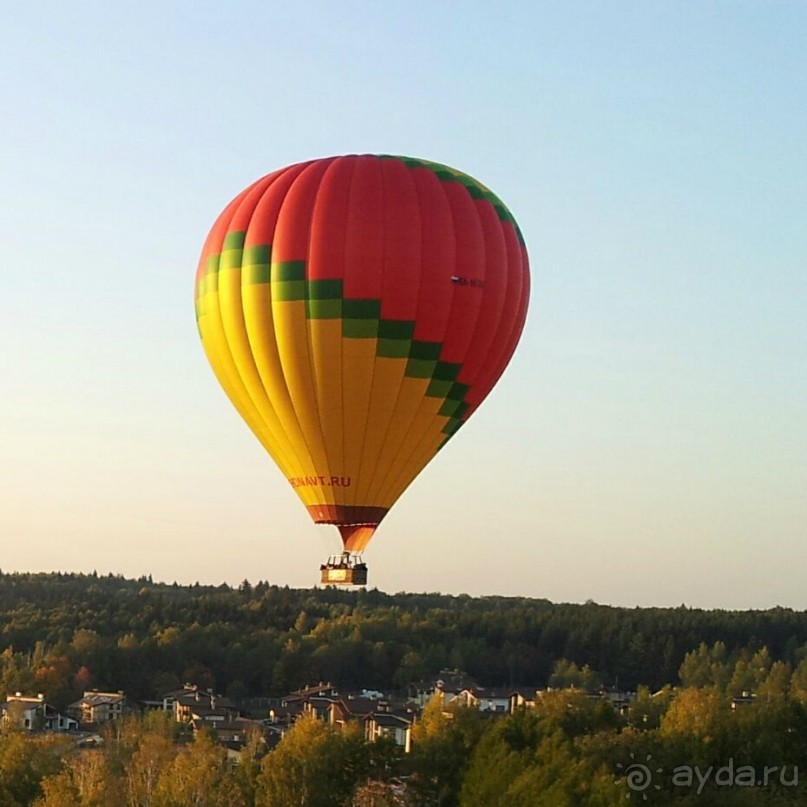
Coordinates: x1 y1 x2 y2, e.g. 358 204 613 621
2 571 807 705
2 572 807 805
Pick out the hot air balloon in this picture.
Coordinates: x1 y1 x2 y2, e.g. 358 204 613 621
195 155 529 585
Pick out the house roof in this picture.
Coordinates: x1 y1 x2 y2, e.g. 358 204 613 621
411 670 480 694
368 713 412 729
189 706 240 720
484 687 517 699
284 683 337 702
337 697 377 717
307 696 338 706
0 700 34 711
268 703 303 724
192 717 262 732
174 692 234 709
5 694 44 705
509 686 539 699
162 686 200 700
69 691 125 709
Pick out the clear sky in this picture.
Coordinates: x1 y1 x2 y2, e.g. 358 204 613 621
2 1 805 608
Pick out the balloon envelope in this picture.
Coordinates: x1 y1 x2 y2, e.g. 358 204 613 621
195 155 529 552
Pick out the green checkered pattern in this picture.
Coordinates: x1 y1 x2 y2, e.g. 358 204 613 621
197 239 468 440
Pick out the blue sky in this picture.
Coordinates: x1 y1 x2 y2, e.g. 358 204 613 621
1 1 805 607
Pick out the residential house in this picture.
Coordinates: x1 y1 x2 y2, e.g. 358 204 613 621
302 696 334 722
272 684 420 753
269 683 341 728
189 711 270 762
187 703 241 726
409 669 480 707
732 691 756 710
595 686 636 716
171 687 235 723
1 693 78 732
449 687 512 713
280 682 339 708
154 684 202 712
299 694 381 728
67 690 126 726
267 701 303 728
365 712 413 754
509 686 538 712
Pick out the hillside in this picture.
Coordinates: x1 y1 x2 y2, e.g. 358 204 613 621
0 572 805 707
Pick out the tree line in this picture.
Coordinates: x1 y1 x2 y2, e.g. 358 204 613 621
1 572 807 708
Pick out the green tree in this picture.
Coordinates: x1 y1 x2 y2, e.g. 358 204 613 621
124 729 175 807
548 660 602 693
678 642 730 689
153 730 237 807
229 728 266 807
627 685 672 730
534 690 619 739
257 715 368 807
409 698 487 807
790 657 807 702
728 648 772 697
506 732 622 807
659 687 726 742
0 733 67 807
758 660 791 701
36 751 119 807
33 774 80 807
460 709 541 807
